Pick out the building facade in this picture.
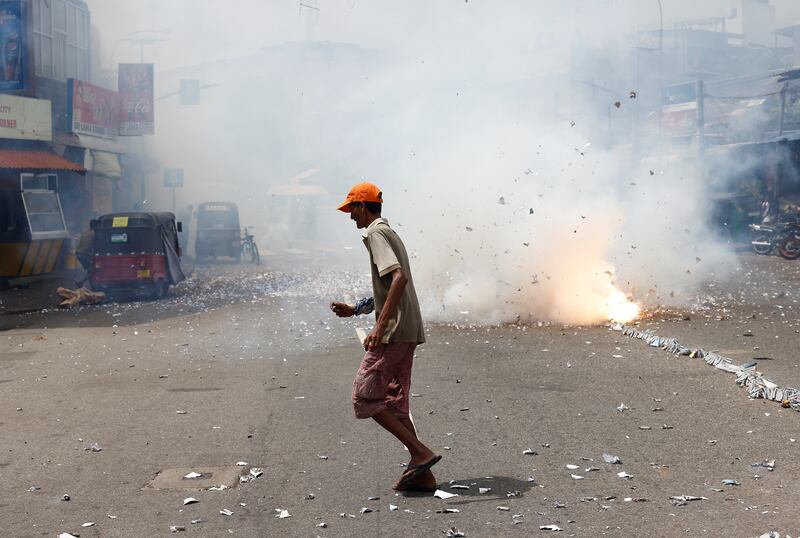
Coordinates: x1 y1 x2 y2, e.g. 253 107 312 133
0 0 150 285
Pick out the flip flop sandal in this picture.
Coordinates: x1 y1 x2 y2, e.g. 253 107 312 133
393 481 438 492
396 455 442 489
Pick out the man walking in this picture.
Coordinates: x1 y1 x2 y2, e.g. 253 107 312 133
331 182 441 492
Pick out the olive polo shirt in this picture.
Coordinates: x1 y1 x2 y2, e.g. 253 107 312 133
362 218 425 344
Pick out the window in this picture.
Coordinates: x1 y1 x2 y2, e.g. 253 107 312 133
32 0 89 82
20 173 67 237
21 172 57 191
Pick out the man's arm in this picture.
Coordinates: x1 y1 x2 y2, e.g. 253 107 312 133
330 302 355 317
364 267 407 350
330 297 374 318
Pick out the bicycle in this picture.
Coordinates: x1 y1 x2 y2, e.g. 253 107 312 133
241 227 260 265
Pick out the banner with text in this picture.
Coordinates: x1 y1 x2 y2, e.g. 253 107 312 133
67 79 120 138
0 94 51 140
119 63 154 135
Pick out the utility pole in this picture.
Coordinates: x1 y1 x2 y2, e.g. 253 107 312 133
299 0 319 40
657 0 664 159
696 79 705 159
779 82 788 137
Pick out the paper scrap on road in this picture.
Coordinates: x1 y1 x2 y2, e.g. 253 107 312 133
603 453 621 464
614 323 800 413
434 489 458 499
541 525 563 531
220 508 234 516
275 508 291 518
249 467 264 478
183 497 198 505
670 495 707 506
183 471 202 479
751 460 775 471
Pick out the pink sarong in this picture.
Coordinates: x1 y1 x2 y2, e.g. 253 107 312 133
352 342 416 419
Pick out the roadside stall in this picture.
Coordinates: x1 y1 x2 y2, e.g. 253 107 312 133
0 148 86 287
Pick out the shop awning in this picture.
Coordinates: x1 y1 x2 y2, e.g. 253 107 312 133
87 150 122 180
0 149 86 173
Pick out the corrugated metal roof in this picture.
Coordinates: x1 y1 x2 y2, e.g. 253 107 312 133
0 149 86 173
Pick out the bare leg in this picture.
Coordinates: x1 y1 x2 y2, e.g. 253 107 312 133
372 409 435 464
398 416 436 487
373 411 438 489
398 417 417 439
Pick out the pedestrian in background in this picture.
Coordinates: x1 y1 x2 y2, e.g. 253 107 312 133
75 225 94 287
331 182 441 492
178 204 193 257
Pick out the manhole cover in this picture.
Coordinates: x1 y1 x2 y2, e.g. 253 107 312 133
146 466 243 491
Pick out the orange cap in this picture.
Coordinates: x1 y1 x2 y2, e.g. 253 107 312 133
337 182 384 212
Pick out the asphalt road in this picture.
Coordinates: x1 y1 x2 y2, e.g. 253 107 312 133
1 251 799 537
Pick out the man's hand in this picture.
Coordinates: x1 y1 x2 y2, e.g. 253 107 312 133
330 302 355 317
364 321 386 351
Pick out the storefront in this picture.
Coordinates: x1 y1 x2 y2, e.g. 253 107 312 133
53 131 125 228
0 94 88 283
0 147 86 283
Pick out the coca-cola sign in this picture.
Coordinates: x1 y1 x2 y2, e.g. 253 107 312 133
118 63 154 136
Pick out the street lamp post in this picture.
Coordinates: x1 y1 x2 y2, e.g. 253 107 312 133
107 29 171 75
101 29 170 90
657 0 663 146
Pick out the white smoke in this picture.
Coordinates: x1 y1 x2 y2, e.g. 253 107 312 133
87 0 745 325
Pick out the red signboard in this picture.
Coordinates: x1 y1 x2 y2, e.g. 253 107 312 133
661 101 697 138
118 63 154 135
67 79 120 138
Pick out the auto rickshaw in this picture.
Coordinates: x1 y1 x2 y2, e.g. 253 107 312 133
89 212 185 299
195 202 241 261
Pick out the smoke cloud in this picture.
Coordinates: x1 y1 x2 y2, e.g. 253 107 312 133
88 0 744 325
